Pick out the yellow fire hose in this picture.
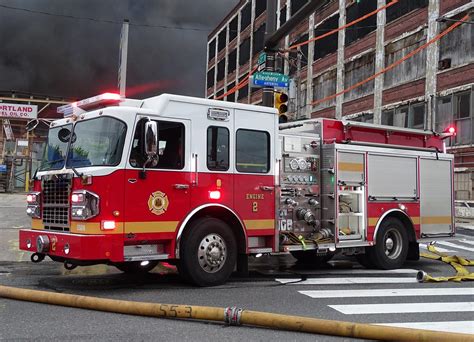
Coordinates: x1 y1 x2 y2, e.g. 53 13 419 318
418 244 474 282
0 285 472 341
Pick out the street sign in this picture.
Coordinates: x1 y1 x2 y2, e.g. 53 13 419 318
258 52 266 66
252 71 289 88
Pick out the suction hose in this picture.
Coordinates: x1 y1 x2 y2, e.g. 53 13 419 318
0 285 471 341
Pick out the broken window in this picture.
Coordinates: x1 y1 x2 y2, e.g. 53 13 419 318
218 29 227 52
237 74 249 100
312 69 336 110
208 39 216 61
382 102 426 129
229 16 238 42
207 67 215 89
241 2 251 32
345 0 377 45
253 24 266 55
255 0 266 18
386 0 428 23
344 52 375 101
217 58 225 81
313 14 339 61
239 38 251 66
439 13 474 69
291 0 309 16
227 82 235 102
279 6 287 27
384 30 427 88
228 49 237 74
436 91 473 146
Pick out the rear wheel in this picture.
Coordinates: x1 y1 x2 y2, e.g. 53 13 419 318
372 217 408 269
115 261 159 274
179 217 237 286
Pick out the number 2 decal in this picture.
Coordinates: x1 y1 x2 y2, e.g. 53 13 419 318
252 201 258 212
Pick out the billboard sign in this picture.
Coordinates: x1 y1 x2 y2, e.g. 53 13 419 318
0 103 38 119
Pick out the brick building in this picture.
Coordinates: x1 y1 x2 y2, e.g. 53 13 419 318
206 0 474 200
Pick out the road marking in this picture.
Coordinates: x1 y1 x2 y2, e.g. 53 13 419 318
299 287 474 298
329 302 474 314
376 321 474 335
420 243 453 253
276 277 417 285
460 238 474 246
295 269 418 275
436 241 474 253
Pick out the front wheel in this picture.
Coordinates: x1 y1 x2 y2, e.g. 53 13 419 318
179 217 237 286
372 217 408 269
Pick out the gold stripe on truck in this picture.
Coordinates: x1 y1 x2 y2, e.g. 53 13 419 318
31 219 44 230
338 162 364 172
244 219 275 230
421 216 452 225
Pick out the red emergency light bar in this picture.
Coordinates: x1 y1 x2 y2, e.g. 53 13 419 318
57 93 122 117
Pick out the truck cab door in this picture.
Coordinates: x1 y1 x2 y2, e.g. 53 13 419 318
123 116 191 256
233 109 276 248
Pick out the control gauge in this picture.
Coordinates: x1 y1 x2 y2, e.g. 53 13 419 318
289 159 299 170
298 159 308 170
298 175 305 182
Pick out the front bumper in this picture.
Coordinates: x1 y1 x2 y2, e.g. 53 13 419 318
19 229 123 263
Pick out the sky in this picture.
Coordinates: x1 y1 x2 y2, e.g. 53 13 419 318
0 0 237 100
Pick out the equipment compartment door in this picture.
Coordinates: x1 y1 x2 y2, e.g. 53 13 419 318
419 158 453 236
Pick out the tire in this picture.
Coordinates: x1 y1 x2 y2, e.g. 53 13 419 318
371 217 408 269
115 260 159 274
291 251 334 266
355 250 377 269
179 217 237 286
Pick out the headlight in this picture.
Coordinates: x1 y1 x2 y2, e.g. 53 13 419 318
26 191 41 218
71 190 99 220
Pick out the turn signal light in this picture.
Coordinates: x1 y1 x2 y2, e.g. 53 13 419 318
208 190 221 200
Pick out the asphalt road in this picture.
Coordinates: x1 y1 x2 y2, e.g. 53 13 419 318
1 194 473 341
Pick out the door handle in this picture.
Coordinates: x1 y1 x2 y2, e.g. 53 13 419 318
174 184 190 190
260 185 274 191
128 178 137 184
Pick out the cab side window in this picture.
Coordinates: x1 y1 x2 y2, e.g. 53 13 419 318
207 126 230 171
236 129 270 173
130 119 185 169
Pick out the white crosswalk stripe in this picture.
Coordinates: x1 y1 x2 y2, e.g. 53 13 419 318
299 287 474 298
277 262 474 335
419 243 454 253
436 240 474 253
329 302 474 314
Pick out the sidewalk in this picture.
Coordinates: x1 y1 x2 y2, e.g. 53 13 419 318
0 193 29 229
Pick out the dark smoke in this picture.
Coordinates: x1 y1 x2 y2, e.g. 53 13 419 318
0 0 237 99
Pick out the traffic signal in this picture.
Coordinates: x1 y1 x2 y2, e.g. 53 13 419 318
274 91 289 123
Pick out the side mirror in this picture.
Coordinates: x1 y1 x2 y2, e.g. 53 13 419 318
140 120 158 179
144 120 158 158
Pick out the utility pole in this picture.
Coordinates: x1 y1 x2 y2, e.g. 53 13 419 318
263 0 277 107
263 0 327 108
118 19 129 97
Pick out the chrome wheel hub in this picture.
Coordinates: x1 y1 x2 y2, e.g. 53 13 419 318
383 228 402 259
198 233 227 273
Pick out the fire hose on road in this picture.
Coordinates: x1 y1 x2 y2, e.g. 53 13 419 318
0 284 472 341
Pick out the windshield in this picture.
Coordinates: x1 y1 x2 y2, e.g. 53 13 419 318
40 124 72 170
67 117 127 168
39 117 127 171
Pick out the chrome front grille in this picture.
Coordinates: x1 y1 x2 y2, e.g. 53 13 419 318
41 174 72 231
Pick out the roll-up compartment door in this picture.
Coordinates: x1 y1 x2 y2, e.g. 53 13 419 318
420 158 453 236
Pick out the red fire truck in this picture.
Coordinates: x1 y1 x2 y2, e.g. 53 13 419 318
19 93 456 286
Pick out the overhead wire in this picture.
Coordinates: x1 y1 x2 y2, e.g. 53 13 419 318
214 0 399 101
0 3 213 32
310 14 469 107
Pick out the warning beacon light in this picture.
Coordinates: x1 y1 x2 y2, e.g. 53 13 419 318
57 93 122 117
439 125 456 140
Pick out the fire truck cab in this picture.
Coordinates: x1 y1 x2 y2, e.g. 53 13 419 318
19 93 455 286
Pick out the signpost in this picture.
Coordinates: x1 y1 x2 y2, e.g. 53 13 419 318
251 71 289 88
0 104 37 120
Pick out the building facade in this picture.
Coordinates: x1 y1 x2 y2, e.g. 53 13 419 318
206 0 474 200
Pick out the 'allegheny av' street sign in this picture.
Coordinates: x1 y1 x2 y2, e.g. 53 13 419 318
252 71 289 88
